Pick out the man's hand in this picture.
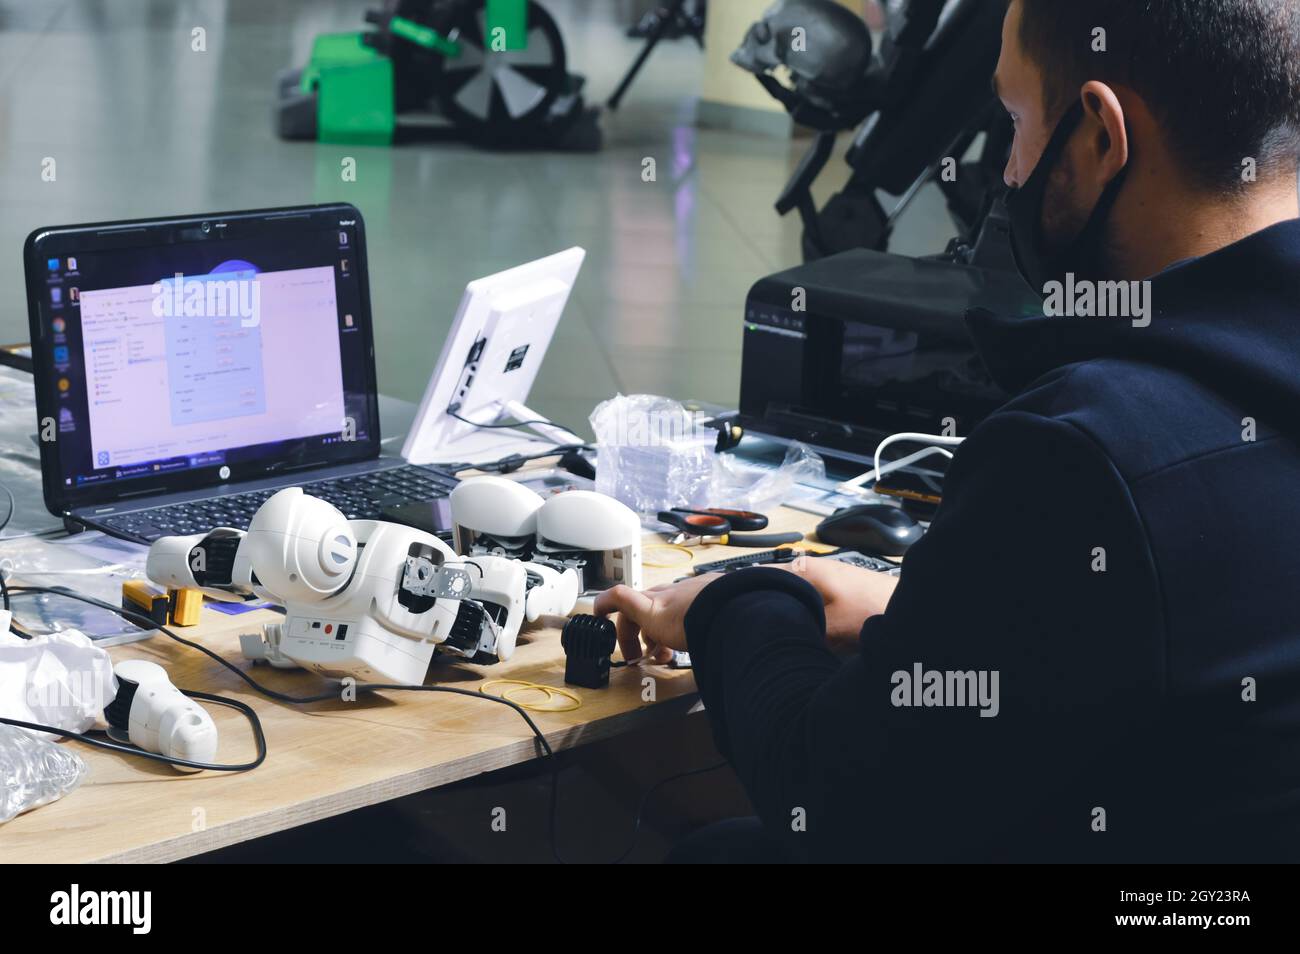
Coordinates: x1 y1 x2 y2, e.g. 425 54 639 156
593 574 721 664
776 555 900 645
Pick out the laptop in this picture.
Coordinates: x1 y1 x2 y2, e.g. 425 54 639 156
24 203 458 544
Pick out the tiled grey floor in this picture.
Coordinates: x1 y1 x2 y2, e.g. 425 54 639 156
0 0 953 439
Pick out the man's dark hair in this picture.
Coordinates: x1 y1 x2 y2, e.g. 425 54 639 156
1017 0 1300 191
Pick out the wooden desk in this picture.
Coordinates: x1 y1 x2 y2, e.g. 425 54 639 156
0 507 824 863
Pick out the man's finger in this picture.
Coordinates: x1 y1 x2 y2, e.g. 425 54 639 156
645 641 675 665
594 584 655 662
594 584 653 620
614 612 645 663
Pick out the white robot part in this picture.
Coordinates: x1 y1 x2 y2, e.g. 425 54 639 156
147 488 471 686
453 555 529 662
450 475 544 554
523 562 581 623
450 556 581 661
449 478 644 591
237 488 358 603
535 490 643 590
143 532 204 590
109 660 218 771
146 487 585 685
243 517 466 685
239 623 298 669
144 526 254 601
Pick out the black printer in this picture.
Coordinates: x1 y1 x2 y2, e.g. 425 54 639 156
737 249 1042 458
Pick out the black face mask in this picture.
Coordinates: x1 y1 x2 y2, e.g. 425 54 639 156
1006 101 1130 295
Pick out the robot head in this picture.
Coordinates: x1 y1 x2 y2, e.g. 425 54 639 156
732 0 874 110
450 475 545 555
238 488 358 603
535 490 642 591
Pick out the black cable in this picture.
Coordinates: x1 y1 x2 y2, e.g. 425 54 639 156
444 443 594 477
0 481 15 535
0 478 43 625
2 481 56 618
595 760 730 864
0 690 266 772
448 408 572 431
3 583 727 863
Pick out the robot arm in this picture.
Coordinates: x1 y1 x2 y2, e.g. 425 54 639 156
145 527 257 601
444 556 580 662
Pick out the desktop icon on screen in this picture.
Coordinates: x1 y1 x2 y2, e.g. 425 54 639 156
47 258 59 271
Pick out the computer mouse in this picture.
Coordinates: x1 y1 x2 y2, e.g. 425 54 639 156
816 504 923 557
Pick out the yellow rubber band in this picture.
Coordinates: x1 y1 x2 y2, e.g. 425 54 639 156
480 679 582 713
642 544 695 568
502 685 582 712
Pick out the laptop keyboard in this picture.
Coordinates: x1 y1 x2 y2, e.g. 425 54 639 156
97 465 458 543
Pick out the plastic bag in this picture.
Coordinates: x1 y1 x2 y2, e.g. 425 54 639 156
0 628 116 742
591 394 717 516
713 442 827 513
0 531 151 642
590 394 828 518
0 724 87 823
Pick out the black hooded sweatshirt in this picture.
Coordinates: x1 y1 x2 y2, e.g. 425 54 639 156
684 218 1300 862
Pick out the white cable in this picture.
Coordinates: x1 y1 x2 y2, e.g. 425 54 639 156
32 564 130 576
838 432 966 496
0 559 129 580
837 445 954 495
0 528 67 542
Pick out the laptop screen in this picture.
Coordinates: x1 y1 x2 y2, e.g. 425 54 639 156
26 205 380 513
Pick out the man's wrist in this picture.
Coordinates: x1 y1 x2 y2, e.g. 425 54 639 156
684 567 826 669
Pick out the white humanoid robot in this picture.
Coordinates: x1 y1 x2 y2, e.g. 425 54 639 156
146 487 581 685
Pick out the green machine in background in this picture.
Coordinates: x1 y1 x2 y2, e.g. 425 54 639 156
276 0 601 150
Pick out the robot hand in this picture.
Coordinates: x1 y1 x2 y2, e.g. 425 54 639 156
522 561 581 623
105 660 218 771
443 555 580 663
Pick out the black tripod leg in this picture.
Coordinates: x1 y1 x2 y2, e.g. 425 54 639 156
606 0 690 111
690 0 706 48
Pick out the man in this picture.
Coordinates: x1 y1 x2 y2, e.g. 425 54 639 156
597 0 1300 862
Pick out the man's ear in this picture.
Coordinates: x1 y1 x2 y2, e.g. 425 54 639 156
1079 80 1130 187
